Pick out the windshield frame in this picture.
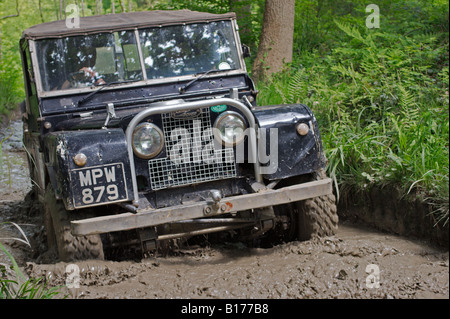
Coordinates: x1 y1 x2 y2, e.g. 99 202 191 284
31 18 247 98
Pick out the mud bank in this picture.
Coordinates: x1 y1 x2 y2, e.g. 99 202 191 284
339 187 449 248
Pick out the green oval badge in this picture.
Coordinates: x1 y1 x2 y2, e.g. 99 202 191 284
211 104 227 113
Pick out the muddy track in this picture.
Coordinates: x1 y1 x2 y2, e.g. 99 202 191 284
22 224 448 299
1 191 448 299
0 122 448 299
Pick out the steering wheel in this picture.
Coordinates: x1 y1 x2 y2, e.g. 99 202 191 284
68 70 90 87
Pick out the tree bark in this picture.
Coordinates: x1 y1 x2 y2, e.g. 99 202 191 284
54 0 59 19
38 0 45 22
252 0 295 83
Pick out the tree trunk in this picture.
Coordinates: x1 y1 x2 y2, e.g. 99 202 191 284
96 0 104 15
252 0 295 83
81 0 85 16
39 0 45 23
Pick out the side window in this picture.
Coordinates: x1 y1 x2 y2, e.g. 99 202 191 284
123 44 141 72
95 47 116 74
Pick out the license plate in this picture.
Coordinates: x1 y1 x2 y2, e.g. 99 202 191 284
70 163 128 208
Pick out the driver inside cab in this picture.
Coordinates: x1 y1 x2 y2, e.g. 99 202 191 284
60 46 106 90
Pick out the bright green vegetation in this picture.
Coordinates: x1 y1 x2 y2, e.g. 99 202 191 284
257 0 449 226
0 222 64 299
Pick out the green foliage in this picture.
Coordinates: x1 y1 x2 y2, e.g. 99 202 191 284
0 222 64 299
1 242 63 299
258 0 449 226
0 56 23 115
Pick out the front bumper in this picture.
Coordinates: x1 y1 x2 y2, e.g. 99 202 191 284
71 178 332 236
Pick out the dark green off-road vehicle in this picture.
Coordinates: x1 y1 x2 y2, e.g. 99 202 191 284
20 10 338 261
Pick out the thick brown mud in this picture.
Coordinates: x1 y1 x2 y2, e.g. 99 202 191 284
1 184 448 299
0 121 448 299
22 223 449 299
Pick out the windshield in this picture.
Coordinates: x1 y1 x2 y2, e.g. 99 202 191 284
35 31 143 91
35 20 241 92
139 21 240 79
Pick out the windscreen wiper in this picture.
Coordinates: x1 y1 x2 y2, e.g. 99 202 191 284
179 68 235 94
76 79 140 107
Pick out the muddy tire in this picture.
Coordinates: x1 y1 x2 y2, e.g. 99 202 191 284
44 185 104 261
270 169 338 243
295 169 338 240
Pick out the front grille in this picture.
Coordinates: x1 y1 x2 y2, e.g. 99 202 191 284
148 108 236 190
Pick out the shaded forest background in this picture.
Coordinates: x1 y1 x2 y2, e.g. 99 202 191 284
0 0 448 226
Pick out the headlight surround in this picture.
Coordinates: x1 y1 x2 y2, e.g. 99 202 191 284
132 123 164 159
213 111 247 146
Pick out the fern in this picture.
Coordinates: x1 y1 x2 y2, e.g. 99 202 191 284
333 19 366 43
286 68 308 104
397 82 417 109
274 81 287 104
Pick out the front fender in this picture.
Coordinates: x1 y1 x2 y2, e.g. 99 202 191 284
44 129 133 210
253 104 326 180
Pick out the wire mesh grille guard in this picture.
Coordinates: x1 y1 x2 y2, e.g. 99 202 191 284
148 108 237 190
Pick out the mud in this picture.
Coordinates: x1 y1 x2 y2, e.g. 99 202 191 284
21 224 448 299
1 120 449 299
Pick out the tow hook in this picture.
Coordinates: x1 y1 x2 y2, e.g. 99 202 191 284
204 189 226 215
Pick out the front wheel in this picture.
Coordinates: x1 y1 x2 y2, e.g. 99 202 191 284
295 169 338 240
44 184 104 261
270 169 338 243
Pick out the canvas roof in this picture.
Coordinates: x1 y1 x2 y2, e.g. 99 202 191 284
22 10 236 40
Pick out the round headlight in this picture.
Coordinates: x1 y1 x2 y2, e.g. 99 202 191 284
214 111 247 146
132 123 164 159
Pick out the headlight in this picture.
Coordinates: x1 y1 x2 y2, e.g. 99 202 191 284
132 123 164 159
213 111 247 146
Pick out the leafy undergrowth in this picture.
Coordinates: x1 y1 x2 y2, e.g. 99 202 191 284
257 2 449 227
